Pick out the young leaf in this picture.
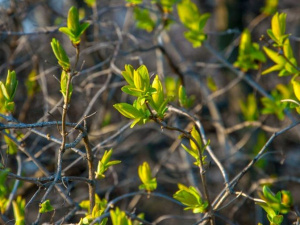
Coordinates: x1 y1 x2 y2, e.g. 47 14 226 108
267 12 289 47
133 8 155 32
50 38 70 71
25 69 40 97
59 6 90 45
39 200 54 213
173 183 208 213
95 149 121 179
110 207 132 225
4 130 18 155
239 93 258 121
234 29 266 71
12 196 25 225
151 75 165 112
113 103 144 119
261 0 278 15
60 70 73 103
138 162 157 192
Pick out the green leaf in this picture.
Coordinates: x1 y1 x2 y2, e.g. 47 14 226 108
173 183 208 213
59 6 90 45
181 143 199 161
50 38 70 71
95 149 121 179
113 103 144 119
178 85 187 107
292 75 300 102
190 126 202 151
4 131 18 155
261 0 278 15
67 6 80 35
78 22 90 37
26 69 40 97
151 75 164 106
264 46 286 65
12 196 25 225
136 65 150 91
58 27 74 38
122 64 135 86
138 162 157 192
85 0 96 7
39 200 54 213
272 215 283 224
239 93 258 121
133 8 155 32
198 13 211 30
263 186 280 204
110 207 132 225
60 70 73 102
268 12 288 47
177 0 200 30
126 0 143 6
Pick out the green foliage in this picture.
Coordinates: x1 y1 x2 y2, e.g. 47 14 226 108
257 185 293 225
50 38 70 71
178 85 194 108
121 65 155 98
85 0 96 7
253 131 268 169
126 0 143 6
151 75 169 118
95 149 121 179
25 69 40 97
267 12 289 47
4 130 18 155
206 76 218 92
181 126 207 166
79 194 108 225
114 65 168 128
239 93 259 121
133 8 155 32
151 0 178 13
165 76 181 100
177 0 210 47
0 197 8 214
39 200 54 213
0 168 9 214
261 0 278 15
138 162 157 192
12 196 25 225
60 70 73 103
0 70 18 113
59 6 90 45
110 207 132 225
262 39 298 76
173 183 208 213
234 29 266 72
261 84 293 120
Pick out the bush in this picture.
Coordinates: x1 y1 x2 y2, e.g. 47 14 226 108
0 0 300 224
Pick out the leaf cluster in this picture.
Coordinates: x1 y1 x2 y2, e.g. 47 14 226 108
138 162 157 192
114 64 168 128
181 126 207 166
0 70 18 113
95 149 121 180
177 0 210 47
79 194 108 225
173 183 208 213
234 29 266 72
12 196 26 225
257 185 293 225
59 6 90 46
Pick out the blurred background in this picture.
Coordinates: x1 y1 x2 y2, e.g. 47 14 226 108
1 0 300 224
